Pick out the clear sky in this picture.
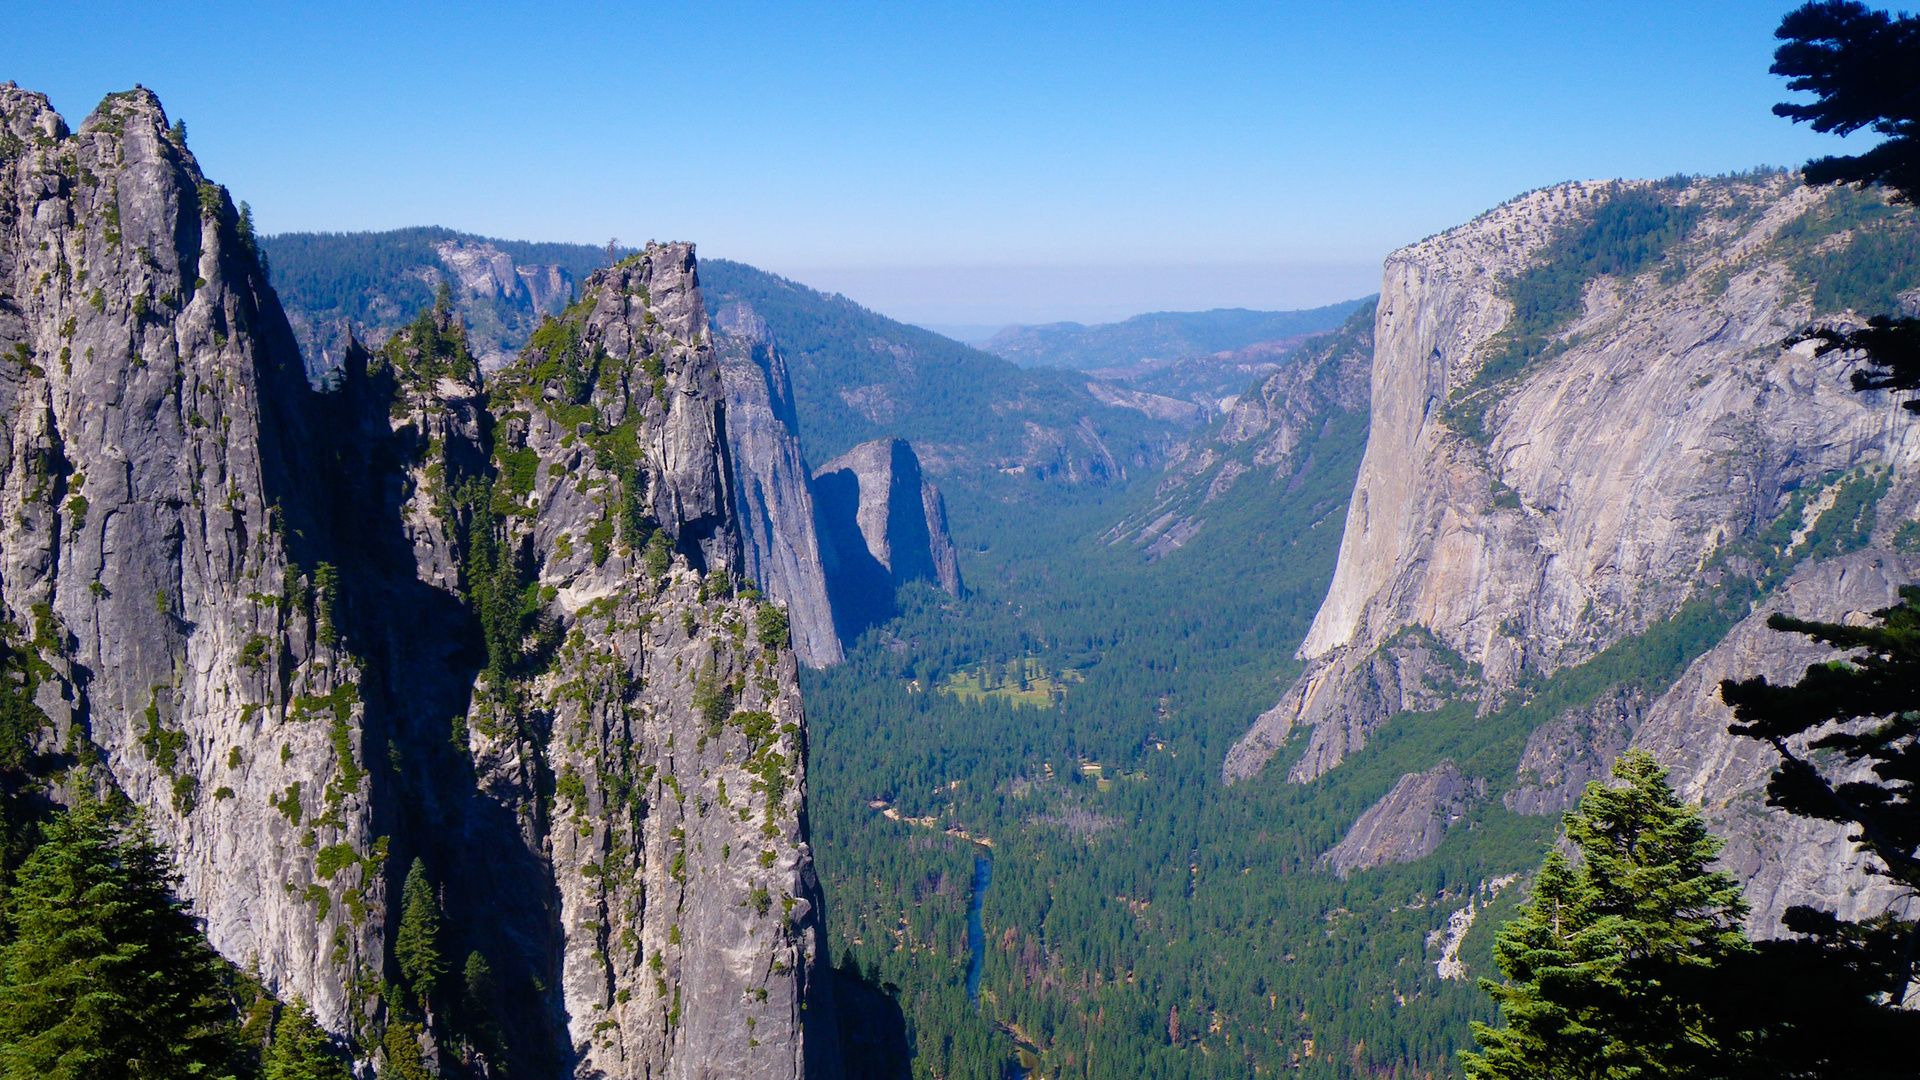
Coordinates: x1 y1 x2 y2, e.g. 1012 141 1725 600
4 1 1866 325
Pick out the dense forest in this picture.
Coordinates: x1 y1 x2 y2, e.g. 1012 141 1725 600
791 165 1920 1079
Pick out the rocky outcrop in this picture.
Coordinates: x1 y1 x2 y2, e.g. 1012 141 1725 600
1630 551 1919 935
0 86 850 1079
0 82 377 1032
812 438 960 637
1228 176 1920 786
714 302 843 668
1220 172 1920 936
1504 685 1647 816
1319 762 1484 877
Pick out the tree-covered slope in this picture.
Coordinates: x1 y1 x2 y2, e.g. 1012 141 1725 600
797 173 1920 1080
263 227 617 372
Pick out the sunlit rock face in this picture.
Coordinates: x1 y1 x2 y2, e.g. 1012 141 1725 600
0 85 849 1078
1225 173 1920 927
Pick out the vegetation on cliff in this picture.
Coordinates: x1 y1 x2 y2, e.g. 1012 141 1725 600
0 800 352 1080
1463 9 1920 1076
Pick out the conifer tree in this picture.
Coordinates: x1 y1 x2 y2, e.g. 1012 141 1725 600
1720 588 1920 994
1772 2 1920 403
394 857 446 1012
1464 751 1750 1080
378 1021 431 1080
264 1000 352 1080
461 950 502 1055
0 799 244 1079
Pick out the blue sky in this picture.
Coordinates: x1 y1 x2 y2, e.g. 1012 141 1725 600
5 1 1866 324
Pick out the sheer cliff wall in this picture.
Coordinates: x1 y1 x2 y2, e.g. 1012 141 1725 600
1223 174 1920 927
0 85 848 1079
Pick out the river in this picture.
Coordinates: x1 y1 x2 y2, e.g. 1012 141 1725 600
967 855 991 1004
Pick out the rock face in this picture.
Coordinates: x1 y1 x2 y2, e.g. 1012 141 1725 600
1227 176 1920 787
428 238 574 370
278 234 581 377
1223 172 1920 931
0 82 377 1030
0 86 849 1079
812 438 960 636
1319 762 1484 877
1504 685 1647 817
1631 551 1919 934
713 302 843 668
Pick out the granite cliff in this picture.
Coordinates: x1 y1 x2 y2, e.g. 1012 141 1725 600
712 303 843 668
812 438 961 638
0 85 859 1078
1223 173 1920 932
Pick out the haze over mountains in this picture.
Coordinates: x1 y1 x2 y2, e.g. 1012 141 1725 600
976 301 1367 370
6 69 1920 1080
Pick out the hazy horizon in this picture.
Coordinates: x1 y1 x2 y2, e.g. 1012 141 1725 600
17 0 1867 325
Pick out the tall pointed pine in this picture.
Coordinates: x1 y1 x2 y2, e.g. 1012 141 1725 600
264 999 352 1080
0 799 244 1079
1464 750 1750 1080
394 857 446 1011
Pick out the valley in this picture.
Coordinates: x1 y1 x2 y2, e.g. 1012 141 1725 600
3 56 1919 1080
252 168 1920 1078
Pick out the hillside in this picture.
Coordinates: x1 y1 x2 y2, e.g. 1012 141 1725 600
263 227 618 371
982 302 1367 369
261 237 1208 503
698 259 1197 491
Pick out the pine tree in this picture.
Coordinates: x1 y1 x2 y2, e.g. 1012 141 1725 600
1773 1 1920 203
394 857 446 1012
1721 587 1920 896
264 1000 352 1080
460 950 504 1064
1718 586 1920 1034
0 798 244 1079
1463 751 1751 1080
378 1021 431 1080
1771 2 1920 405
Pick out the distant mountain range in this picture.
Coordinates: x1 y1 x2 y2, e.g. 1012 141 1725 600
260 233 1226 497
975 301 1369 369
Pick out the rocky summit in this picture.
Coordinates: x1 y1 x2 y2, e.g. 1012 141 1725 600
0 85 866 1078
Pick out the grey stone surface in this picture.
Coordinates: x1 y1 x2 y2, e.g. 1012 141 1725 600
811 438 960 637
1631 552 1920 935
1220 171 1920 936
1228 176 1920 785
0 82 379 1034
714 302 843 668
0 85 852 1079
1320 762 1484 877
1504 685 1646 816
